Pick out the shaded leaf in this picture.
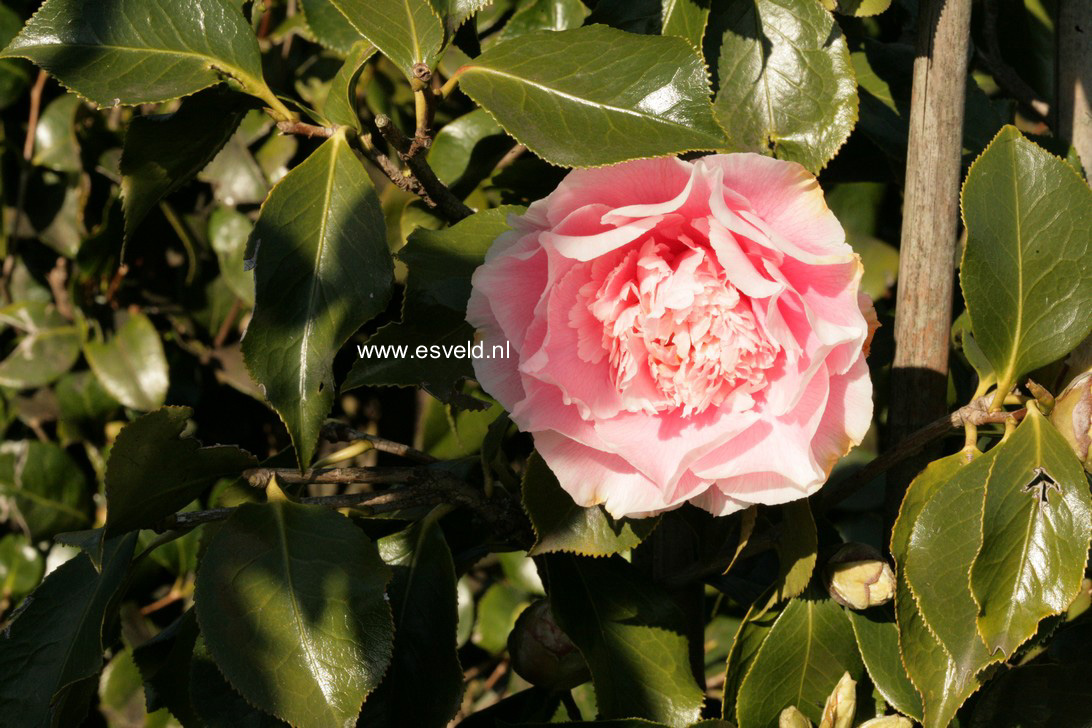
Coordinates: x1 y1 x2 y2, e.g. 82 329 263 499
0 0 272 106
522 452 658 557
132 610 201 725
104 406 256 536
99 648 179 728
343 206 516 404
970 662 1092 728
762 500 817 609
241 131 392 468
0 440 91 540
496 0 589 41
427 108 509 196
300 0 444 76
960 125 1092 396
208 207 255 306
197 130 269 206
721 602 781 721
969 407 1092 656
55 370 120 445
546 554 703 726
0 533 137 728
846 606 922 721
120 87 251 239
0 532 45 600
0 301 81 389
32 93 82 173
193 500 394 728
321 40 375 130
84 312 169 411
456 26 728 167
189 637 289 728
735 595 863 728
473 581 528 655
712 0 857 173
820 0 891 16
360 515 464 727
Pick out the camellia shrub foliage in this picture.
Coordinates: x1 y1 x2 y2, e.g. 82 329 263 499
0 0 1091 727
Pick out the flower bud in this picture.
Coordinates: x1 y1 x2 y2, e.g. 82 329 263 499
818 672 856 728
508 599 589 691
1050 371 1092 472
858 718 913 728
779 705 814 728
825 544 896 610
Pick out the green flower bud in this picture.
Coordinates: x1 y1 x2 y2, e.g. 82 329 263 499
825 544 896 610
778 705 814 728
818 671 856 728
508 599 589 691
858 717 913 728
1050 371 1092 471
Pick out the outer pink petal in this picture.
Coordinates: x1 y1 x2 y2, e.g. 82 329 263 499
467 236 548 349
542 157 695 227
809 355 873 478
467 293 525 411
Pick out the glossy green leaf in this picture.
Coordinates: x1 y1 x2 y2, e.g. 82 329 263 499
496 0 589 41
735 596 863 728
546 554 703 726
0 533 137 728
0 440 91 540
120 87 251 239
84 312 169 411
430 0 492 40
359 516 464 727
208 207 255 306
763 500 817 609
721 603 781 721
662 0 710 49
0 0 275 107
322 40 375 130
847 607 922 721
712 0 857 173
0 532 45 600
890 453 983 728
428 108 509 195
299 0 444 76
522 452 658 557
343 206 516 403
104 406 256 536
904 447 1002 683
820 0 891 16
960 125 1092 396
32 93 81 173
0 301 81 389
241 131 392 468
189 636 290 728
456 26 728 167
194 500 394 728
969 407 1092 656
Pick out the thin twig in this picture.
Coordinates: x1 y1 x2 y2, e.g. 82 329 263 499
46 258 74 320
375 114 474 222
494 144 527 174
213 297 242 348
276 120 335 138
822 394 1025 510
320 421 437 463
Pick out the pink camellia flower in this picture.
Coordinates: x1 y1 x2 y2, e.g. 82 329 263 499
467 154 874 518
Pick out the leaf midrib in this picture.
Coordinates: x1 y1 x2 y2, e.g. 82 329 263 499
998 138 1025 388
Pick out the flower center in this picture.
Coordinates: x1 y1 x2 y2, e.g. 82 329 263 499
577 237 779 416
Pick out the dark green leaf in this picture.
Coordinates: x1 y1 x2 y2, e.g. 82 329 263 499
427 108 509 196
189 636 289 728
299 0 444 75
32 93 81 173
241 131 392 468
662 0 710 49
0 301 81 389
360 515 464 727
721 603 780 721
0 3 29 109
969 407 1092 655
890 453 983 728
197 129 269 206
208 207 255 306
193 500 394 728
120 87 251 239
970 662 1092 728
496 0 589 41
546 554 703 726
254 133 297 184
712 0 857 173
474 581 529 655
456 26 728 167
104 406 256 536
960 125 1092 396
98 648 177 728
0 533 137 728
55 370 120 445
0 440 91 540
343 206 516 403
735 596 863 728
132 610 201 725
0 0 276 107
321 40 375 130
83 312 169 411
762 500 817 609
0 532 45 600
522 452 658 557
846 606 922 721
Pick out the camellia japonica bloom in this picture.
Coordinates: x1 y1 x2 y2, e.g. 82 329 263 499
467 154 875 518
